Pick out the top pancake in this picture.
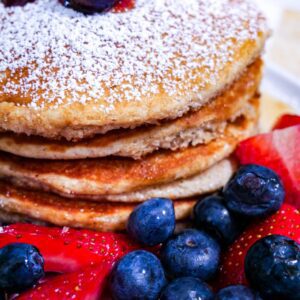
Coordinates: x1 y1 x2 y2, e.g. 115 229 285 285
0 59 262 160
0 0 268 140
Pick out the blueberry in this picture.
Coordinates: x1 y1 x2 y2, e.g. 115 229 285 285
160 229 221 280
127 198 175 246
60 0 117 14
110 250 167 300
245 235 300 300
193 195 247 246
160 277 214 300
2 0 34 6
215 285 262 300
0 243 44 292
223 164 285 217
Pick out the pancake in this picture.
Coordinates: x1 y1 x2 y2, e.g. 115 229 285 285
0 59 262 160
0 182 196 231
2 158 236 203
0 210 49 227
85 158 237 202
0 97 258 199
0 0 268 140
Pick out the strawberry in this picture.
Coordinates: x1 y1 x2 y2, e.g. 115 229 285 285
113 0 135 12
16 263 111 300
273 114 300 130
0 224 140 273
215 204 300 288
235 125 300 208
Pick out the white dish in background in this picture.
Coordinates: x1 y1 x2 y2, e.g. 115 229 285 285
262 63 300 113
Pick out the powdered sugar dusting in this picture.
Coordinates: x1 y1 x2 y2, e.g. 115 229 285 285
0 0 267 111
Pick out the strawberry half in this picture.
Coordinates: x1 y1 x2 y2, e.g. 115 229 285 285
0 224 140 273
215 204 300 288
273 114 300 130
235 125 300 208
16 263 111 300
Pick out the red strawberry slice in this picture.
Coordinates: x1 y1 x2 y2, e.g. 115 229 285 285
0 224 140 273
273 114 300 130
113 0 135 12
215 204 300 289
16 263 111 300
235 125 300 208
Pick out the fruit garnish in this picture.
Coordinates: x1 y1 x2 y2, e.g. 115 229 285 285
223 164 285 217
17 263 111 300
245 235 300 300
160 277 214 300
2 0 34 7
215 285 261 300
0 224 140 273
160 229 221 281
215 204 300 288
236 125 300 208
110 250 166 300
0 243 44 293
112 0 134 12
193 195 248 246
127 198 175 246
273 114 300 130
60 0 118 14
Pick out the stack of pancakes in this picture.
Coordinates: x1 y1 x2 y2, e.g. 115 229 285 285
0 0 268 231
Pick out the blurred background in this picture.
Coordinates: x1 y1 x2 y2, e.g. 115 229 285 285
255 0 300 79
252 0 300 127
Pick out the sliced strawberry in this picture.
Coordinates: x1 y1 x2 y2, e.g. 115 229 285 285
235 125 300 208
16 263 111 300
215 204 300 289
0 224 140 273
113 0 135 12
273 114 300 130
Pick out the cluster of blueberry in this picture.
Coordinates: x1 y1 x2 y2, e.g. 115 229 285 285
0 164 299 300
110 164 299 300
2 0 125 14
